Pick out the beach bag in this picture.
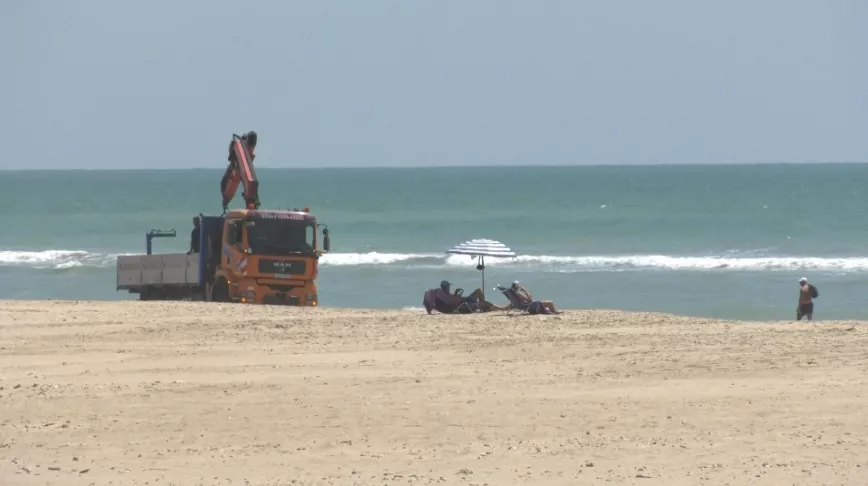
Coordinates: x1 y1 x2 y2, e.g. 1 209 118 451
809 284 819 299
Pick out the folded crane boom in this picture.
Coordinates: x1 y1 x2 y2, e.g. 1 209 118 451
220 130 260 212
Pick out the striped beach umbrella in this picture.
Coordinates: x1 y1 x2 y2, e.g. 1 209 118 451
446 239 517 291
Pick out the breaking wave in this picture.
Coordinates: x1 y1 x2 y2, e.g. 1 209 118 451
321 252 868 272
0 250 123 270
4 249 868 273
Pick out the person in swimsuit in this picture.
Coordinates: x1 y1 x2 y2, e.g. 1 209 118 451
797 277 813 321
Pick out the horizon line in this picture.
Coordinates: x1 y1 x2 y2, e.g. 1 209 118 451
1 161 867 172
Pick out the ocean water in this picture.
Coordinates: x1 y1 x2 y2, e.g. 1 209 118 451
1 164 867 321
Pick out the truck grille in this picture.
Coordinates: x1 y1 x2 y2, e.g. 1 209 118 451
258 259 307 276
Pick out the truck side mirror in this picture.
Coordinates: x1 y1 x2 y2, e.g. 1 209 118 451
322 228 331 252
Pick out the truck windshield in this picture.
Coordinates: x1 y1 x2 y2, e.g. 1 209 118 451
247 220 315 256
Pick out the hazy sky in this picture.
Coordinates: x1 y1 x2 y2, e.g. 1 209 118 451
3 1 867 169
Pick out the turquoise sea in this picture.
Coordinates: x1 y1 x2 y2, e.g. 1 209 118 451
1 164 867 321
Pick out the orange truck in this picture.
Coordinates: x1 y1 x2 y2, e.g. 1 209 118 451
116 131 332 306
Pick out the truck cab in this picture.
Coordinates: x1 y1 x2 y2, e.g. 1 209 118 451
117 207 331 306
202 208 331 306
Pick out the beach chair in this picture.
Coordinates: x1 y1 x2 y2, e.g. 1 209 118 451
498 285 547 315
422 288 480 314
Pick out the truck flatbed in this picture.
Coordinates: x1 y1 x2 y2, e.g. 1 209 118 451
117 253 203 300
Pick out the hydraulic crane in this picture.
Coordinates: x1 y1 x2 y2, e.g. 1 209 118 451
220 130 260 212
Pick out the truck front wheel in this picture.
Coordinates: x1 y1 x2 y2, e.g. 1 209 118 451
211 278 230 302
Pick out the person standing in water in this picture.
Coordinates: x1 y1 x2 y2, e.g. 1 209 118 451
796 277 815 321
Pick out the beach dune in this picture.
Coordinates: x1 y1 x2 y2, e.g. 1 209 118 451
1 301 867 485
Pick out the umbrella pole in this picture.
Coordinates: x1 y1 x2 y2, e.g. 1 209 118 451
480 255 485 297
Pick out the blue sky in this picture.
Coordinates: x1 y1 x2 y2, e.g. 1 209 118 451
2 0 867 169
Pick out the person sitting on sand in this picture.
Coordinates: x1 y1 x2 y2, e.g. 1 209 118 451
424 280 505 314
508 280 561 314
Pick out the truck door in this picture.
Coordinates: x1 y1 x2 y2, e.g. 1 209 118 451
224 219 246 271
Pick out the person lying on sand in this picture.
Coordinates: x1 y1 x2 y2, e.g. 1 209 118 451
424 280 506 314
503 281 561 314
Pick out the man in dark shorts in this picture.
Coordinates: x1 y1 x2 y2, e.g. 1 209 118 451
796 277 814 321
187 217 200 254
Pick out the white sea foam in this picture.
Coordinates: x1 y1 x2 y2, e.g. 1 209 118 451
319 252 439 266
0 250 128 270
4 249 868 273
401 306 427 312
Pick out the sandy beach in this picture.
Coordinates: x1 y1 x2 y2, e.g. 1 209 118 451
1 301 867 485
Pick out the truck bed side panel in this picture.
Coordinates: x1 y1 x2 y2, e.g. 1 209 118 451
142 255 163 285
116 254 201 290
161 254 189 284
186 255 200 284
117 256 143 289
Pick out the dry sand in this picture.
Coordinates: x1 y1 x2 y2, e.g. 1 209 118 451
1 301 867 485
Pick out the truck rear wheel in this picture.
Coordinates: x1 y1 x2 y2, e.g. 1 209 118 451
211 278 230 302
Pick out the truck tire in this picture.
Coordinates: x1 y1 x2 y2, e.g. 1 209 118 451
211 278 230 302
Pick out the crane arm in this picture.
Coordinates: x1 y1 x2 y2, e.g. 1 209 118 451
220 131 260 212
